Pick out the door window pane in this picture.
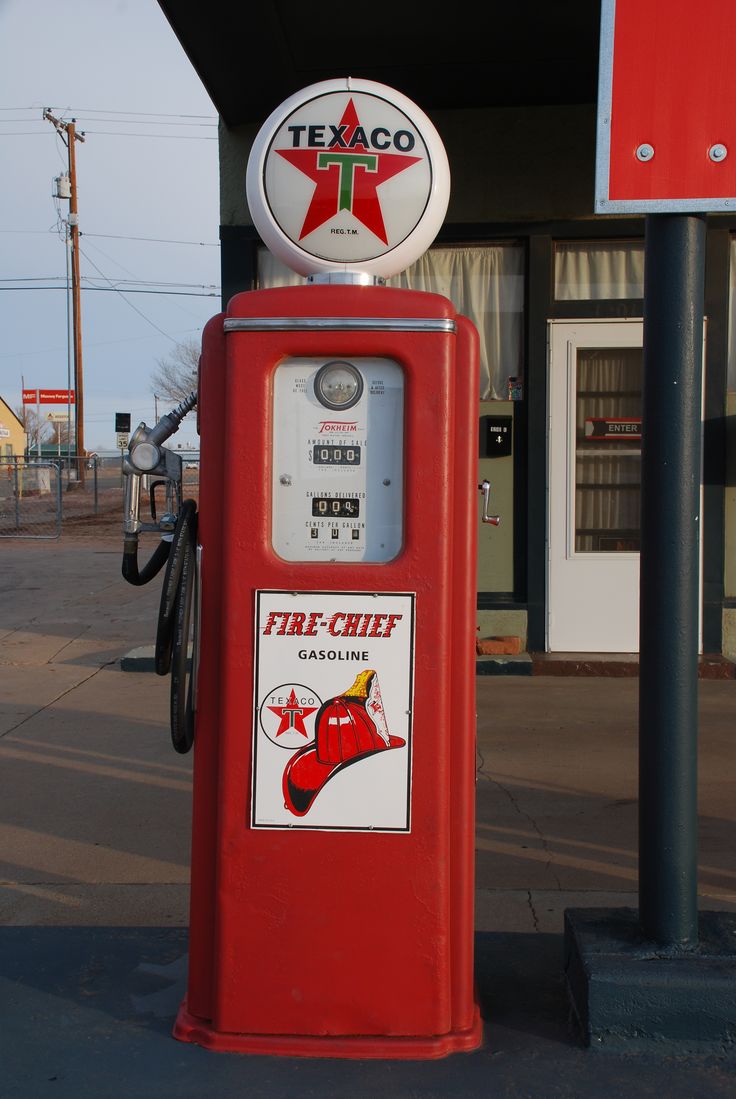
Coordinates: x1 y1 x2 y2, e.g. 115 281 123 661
575 347 642 552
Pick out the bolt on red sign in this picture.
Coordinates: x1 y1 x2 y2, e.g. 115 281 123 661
23 389 75 404
596 0 736 212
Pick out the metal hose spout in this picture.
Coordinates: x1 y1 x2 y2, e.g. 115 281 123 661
121 391 198 586
148 391 198 447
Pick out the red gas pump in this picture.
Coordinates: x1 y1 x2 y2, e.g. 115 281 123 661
122 78 495 1058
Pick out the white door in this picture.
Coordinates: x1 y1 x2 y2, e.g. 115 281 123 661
548 320 643 652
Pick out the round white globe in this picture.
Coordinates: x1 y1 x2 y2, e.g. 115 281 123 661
245 77 450 279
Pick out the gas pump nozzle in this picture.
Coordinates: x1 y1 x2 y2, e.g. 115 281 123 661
122 391 197 585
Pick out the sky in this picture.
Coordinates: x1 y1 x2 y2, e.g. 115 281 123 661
0 0 221 452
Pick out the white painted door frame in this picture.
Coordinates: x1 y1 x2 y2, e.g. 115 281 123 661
547 318 704 653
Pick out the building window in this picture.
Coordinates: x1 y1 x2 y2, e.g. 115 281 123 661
554 241 644 301
257 244 525 400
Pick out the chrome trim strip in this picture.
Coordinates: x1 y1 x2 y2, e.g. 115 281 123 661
223 317 456 333
594 0 616 214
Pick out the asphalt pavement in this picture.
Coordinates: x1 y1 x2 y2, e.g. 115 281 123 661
1 522 736 1096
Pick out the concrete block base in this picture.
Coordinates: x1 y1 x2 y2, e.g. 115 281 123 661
120 644 156 672
564 907 736 1053
476 653 532 676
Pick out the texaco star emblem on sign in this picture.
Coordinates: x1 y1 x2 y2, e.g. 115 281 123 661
275 98 421 244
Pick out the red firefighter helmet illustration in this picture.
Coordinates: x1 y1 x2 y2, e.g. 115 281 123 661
283 668 405 816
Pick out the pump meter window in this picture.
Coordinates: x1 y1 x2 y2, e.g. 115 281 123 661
272 357 404 562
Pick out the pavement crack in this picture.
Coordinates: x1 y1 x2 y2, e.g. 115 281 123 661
526 889 540 931
0 659 117 739
44 626 91 663
477 744 563 891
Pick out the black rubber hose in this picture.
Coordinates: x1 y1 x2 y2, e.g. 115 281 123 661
154 499 197 676
170 523 197 754
121 535 170 587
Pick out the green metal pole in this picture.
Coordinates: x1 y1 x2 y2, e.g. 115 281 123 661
639 213 705 946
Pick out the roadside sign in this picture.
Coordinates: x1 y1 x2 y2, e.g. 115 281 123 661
39 389 75 403
22 388 75 404
116 432 129 449
596 0 736 212
45 409 70 423
115 412 131 432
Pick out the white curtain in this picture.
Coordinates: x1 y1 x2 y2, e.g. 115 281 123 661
257 245 524 400
389 246 524 399
554 241 644 301
257 250 305 289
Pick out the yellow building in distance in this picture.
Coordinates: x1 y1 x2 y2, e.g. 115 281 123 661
0 396 28 459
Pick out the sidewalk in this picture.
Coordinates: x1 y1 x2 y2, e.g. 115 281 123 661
1 527 736 1096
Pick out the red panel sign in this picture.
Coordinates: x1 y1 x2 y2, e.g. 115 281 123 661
596 0 736 212
39 389 75 404
23 389 75 404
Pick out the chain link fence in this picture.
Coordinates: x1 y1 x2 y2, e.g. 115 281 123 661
0 456 200 539
0 460 61 538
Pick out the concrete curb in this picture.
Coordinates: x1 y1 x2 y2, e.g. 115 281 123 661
120 645 158 672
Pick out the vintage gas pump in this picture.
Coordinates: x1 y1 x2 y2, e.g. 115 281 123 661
123 78 500 1058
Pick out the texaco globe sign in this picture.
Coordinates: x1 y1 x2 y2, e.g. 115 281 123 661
246 78 451 278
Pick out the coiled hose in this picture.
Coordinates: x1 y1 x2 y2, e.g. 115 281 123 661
122 534 170 587
154 499 198 754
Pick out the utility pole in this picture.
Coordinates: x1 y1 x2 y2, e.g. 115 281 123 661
44 109 86 463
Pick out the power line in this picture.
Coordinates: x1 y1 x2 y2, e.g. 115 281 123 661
79 130 217 140
46 107 216 119
63 117 217 128
83 279 219 290
0 286 218 298
83 232 219 247
0 275 219 290
1 128 217 140
0 229 220 247
79 245 179 341
1 115 216 128
0 104 214 116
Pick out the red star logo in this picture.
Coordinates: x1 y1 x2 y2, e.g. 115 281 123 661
275 99 421 244
267 688 317 737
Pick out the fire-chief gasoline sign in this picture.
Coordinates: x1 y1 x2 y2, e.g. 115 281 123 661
252 591 414 832
596 0 736 212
